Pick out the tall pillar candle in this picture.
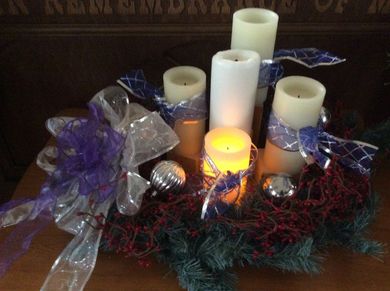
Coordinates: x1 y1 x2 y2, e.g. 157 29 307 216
209 49 260 135
231 8 279 106
263 76 326 175
231 8 279 144
163 66 206 171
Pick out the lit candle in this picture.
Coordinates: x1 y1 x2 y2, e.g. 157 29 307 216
204 127 251 176
163 66 206 171
203 127 252 203
231 8 279 144
209 49 260 135
262 76 326 175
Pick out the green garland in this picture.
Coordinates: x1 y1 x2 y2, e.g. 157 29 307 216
98 118 388 291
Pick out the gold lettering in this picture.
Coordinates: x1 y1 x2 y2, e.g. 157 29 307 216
335 0 348 13
89 0 113 14
8 0 29 15
167 0 184 14
211 0 230 14
315 0 333 12
368 0 390 14
117 0 135 14
67 0 86 14
44 0 64 15
259 0 276 10
188 0 207 15
167 0 184 15
139 0 162 15
235 0 255 10
278 0 297 13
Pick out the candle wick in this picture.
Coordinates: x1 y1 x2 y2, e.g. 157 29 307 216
227 146 230 150
234 59 238 62
298 95 300 98
184 82 187 86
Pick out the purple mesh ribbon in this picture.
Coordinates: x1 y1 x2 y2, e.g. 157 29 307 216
260 48 346 88
56 103 124 202
267 110 378 176
117 70 207 125
0 103 124 277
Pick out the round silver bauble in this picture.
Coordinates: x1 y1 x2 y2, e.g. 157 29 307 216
260 174 297 199
150 160 186 195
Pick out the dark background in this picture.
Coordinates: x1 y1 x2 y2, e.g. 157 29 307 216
0 0 389 202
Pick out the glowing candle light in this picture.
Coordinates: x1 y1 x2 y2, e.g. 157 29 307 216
203 127 252 204
204 127 252 177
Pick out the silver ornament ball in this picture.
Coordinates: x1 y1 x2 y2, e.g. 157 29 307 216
150 160 186 195
260 174 297 199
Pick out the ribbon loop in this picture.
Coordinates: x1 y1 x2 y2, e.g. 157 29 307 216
268 110 378 176
273 48 346 68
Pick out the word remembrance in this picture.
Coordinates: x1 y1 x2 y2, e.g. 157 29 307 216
0 6 388 291
0 0 389 16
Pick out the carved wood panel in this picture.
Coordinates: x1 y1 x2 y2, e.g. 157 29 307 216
0 0 389 199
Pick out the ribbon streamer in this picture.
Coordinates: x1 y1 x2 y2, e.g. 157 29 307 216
267 110 378 176
0 86 179 290
259 48 346 88
117 70 208 125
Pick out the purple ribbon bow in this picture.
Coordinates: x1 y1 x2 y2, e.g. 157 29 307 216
267 111 378 176
57 103 124 201
0 103 124 277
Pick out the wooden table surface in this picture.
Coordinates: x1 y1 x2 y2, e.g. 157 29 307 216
1 156 389 290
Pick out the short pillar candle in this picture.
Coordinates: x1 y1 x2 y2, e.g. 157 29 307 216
263 76 326 175
163 66 206 168
203 127 252 203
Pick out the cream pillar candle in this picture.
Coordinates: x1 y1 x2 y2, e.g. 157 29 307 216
263 76 326 175
209 49 260 135
204 127 252 176
163 66 206 159
203 127 252 203
231 8 279 106
163 66 206 105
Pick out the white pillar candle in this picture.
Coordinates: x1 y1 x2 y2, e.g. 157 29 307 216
203 127 252 203
263 76 326 175
231 8 279 106
204 127 252 176
209 49 260 135
163 66 206 160
163 66 206 105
